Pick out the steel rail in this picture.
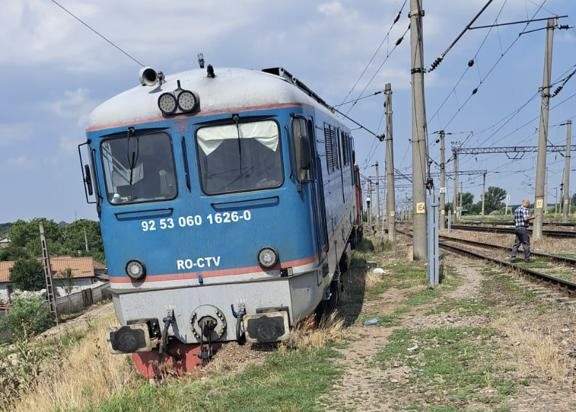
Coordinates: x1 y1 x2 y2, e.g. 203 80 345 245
451 224 576 238
439 234 576 266
395 228 576 293
460 220 576 227
439 241 576 293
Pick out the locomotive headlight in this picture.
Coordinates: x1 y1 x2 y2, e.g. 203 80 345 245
158 92 177 115
258 247 279 269
177 90 198 112
126 260 146 280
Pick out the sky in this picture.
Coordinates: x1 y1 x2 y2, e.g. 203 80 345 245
1 0 575 222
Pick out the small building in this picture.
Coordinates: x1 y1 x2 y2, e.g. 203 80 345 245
0 257 106 304
0 237 10 249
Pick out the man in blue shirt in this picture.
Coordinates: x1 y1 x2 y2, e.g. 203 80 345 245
511 199 534 261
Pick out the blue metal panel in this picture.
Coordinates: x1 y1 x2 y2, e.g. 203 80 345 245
90 108 319 285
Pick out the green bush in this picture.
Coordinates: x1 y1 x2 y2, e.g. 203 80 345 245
2 296 55 341
9 258 45 291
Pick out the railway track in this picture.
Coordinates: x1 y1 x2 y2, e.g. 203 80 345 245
462 220 576 228
396 228 576 295
451 224 576 238
439 234 576 267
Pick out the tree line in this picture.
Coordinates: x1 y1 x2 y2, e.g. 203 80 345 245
1 219 104 293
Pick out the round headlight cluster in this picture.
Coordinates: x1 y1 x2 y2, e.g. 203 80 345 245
177 90 198 112
157 80 199 116
158 93 177 115
258 247 279 269
126 260 146 280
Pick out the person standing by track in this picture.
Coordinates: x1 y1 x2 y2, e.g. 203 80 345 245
510 199 534 262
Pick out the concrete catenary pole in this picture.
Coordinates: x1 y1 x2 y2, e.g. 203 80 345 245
39 223 59 324
439 131 446 228
410 0 429 260
384 83 396 242
459 183 463 219
452 148 459 220
367 180 373 228
481 171 487 216
374 162 381 230
533 18 556 240
563 120 572 222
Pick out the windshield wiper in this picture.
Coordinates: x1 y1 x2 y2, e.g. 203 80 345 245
232 114 243 174
126 127 140 186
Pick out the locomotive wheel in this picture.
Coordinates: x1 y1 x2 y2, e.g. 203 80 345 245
314 275 341 322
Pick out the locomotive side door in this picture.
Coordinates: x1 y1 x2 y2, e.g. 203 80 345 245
307 119 329 258
292 116 329 260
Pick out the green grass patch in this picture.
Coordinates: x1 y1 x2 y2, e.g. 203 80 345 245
376 326 515 410
91 347 341 412
481 268 536 305
514 257 550 269
428 297 492 317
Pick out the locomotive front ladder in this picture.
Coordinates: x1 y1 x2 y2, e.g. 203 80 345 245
39 223 59 324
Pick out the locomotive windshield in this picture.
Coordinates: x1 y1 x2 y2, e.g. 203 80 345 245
101 132 177 204
196 120 283 195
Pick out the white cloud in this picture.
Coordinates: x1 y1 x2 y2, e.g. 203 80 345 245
5 155 34 170
58 135 84 155
0 0 267 72
0 123 34 147
317 2 347 17
47 88 98 127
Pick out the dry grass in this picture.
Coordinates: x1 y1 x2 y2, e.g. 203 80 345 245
365 271 383 289
12 312 137 412
494 317 569 383
283 313 346 350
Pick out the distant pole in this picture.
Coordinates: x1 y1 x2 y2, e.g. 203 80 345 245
555 186 559 215
453 149 459 221
563 120 572 223
459 182 463 219
367 180 373 228
384 83 396 242
447 210 452 232
481 172 487 216
83 227 89 252
439 130 446 228
39 223 59 324
410 0 429 260
374 162 381 232
533 18 556 240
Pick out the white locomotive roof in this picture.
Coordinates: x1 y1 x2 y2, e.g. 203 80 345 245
86 67 333 132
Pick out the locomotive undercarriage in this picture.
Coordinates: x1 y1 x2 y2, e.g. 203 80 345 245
109 267 331 378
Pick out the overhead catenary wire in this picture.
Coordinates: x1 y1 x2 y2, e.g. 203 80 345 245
48 0 145 67
339 0 407 106
428 0 496 71
346 23 411 115
429 0 509 124
335 90 384 108
489 89 576 145
440 0 549 132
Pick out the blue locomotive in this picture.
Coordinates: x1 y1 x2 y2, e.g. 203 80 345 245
79 65 362 376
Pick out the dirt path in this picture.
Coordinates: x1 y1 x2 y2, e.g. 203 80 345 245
319 287 408 411
320 253 484 411
322 243 576 411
